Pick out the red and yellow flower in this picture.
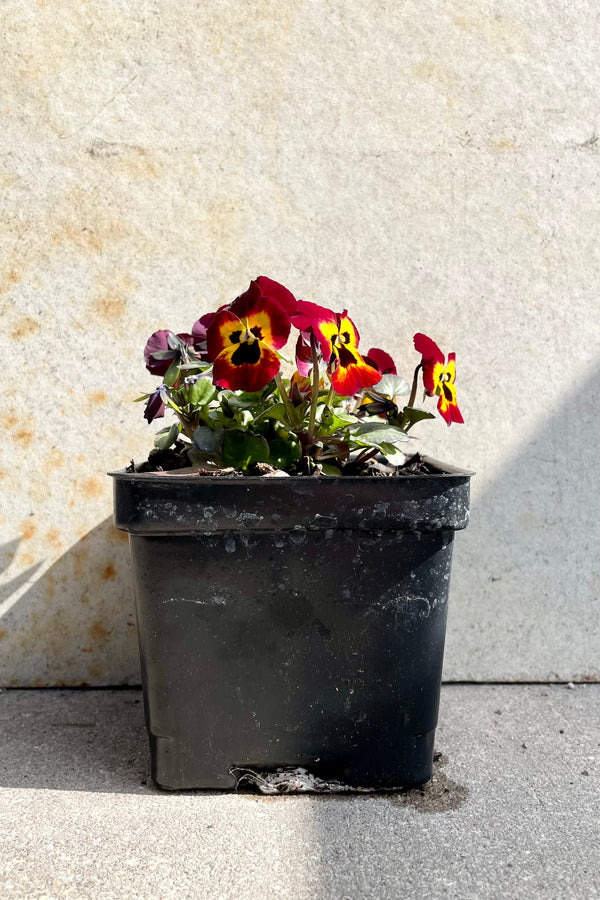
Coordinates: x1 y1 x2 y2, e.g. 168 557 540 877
363 347 397 375
413 332 463 426
207 281 292 392
291 301 382 396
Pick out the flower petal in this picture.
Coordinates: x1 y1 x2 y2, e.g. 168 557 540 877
245 296 291 350
364 347 397 374
291 300 336 334
144 388 166 422
330 344 382 396
436 353 463 425
414 333 446 396
336 312 360 350
437 385 464 425
295 332 313 377
191 312 217 358
144 330 175 376
312 318 339 362
212 342 281 392
206 310 245 361
228 280 263 319
413 332 444 363
256 276 298 316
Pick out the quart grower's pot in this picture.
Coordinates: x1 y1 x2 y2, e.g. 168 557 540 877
111 459 471 791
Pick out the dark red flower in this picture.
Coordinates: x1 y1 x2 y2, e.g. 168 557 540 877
191 313 218 361
144 386 167 422
255 276 298 316
144 330 195 376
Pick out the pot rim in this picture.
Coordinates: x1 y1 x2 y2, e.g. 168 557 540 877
108 455 474 482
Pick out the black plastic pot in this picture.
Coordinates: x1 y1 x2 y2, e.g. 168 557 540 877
111 460 471 791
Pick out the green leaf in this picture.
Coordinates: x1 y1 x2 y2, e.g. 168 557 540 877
320 407 358 432
154 423 180 450
253 402 290 424
133 393 151 402
399 407 436 430
320 463 342 477
193 425 222 453
268 437 301 470
376 374 410 398
226 391 265 409
350 422 409 448
188 377 216 406
222 430 270 469
378 442 408 466
178 362 212 372
163 359 180 387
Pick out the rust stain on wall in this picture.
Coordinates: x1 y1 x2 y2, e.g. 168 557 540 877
19 519 37 541
42 448 65 476
19 552 35 567
80 476 105 499
101 563 116 581
0 629 8 641
10 316 40 340
0 410 18 430
49 188 130 255
487 137 518 153
3 409 34 447
13 428 34 447
43 572 55 600
70 544 90 578
46 528 63 550
0 269 22 295
88 620 110 644
93 295 127 321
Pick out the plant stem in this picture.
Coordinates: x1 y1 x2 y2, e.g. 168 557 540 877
307 335 321 445
274 372 296 426
177 416 196 442
407 363 422 410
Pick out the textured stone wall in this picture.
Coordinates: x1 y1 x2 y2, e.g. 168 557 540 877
1 1 599 684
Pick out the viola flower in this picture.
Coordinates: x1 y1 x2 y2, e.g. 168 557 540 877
191 312 218 361
207 282 291 392
364 348 397 375
292 302 382 396
255 275 298 317
144 385 168 422
144 330 195 376
413 333 464 426
294 331 313 377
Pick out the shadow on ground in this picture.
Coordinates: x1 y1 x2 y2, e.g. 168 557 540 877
0 689 151 794
0 687 471 804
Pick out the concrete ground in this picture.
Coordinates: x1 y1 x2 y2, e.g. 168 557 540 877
0 684 598 900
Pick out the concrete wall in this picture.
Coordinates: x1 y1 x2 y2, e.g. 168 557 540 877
1 0 599 685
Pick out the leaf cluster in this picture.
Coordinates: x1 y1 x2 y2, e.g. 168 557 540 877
138 358 435 475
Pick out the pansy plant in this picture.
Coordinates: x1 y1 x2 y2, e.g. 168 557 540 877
136 278 463 475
